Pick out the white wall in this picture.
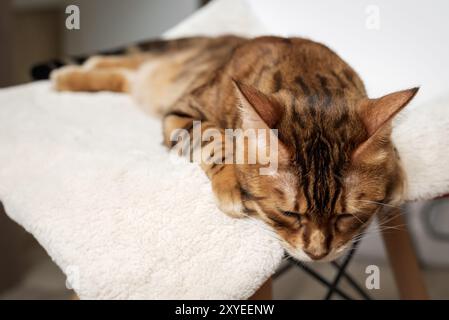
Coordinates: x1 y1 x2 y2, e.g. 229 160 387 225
247 0 449 107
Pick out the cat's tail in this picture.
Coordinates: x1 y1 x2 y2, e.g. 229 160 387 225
31 37 210 80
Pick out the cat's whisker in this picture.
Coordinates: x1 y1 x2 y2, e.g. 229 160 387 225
377 214 404 226
351 229 383 243
370 222 403 231
371 225 405 234
344 211 365 225
348 199 401 209
376 211 406 226
351 222 407 243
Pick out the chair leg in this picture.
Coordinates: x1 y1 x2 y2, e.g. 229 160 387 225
249 278 272 300
381 208 429 299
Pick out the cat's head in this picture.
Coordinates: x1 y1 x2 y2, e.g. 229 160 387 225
232 81 418 261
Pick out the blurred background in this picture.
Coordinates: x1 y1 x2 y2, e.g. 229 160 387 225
0 0 202 87
0 0 448 299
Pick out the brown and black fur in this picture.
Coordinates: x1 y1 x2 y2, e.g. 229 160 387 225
51 35 418 261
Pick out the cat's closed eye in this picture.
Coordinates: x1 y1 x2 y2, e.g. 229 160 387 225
335 214 363 233
282 211 303 221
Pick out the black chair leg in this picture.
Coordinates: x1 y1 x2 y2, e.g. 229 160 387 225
274 241 372 300
288 257 354 300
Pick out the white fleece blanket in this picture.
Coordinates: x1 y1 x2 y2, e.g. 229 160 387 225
0 82 283 299
1 0 448 300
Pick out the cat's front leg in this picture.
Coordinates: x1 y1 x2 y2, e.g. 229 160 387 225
163 109 246 218
209 164 245 218
51 65 132 92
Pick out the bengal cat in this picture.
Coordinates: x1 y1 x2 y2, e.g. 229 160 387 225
50 36 418 261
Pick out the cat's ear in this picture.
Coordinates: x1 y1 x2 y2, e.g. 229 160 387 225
232 79 283 129
357 87 419 137
232 79 290 165
353 87 419 161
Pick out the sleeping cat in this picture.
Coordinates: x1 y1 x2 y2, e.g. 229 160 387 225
50 35 418 261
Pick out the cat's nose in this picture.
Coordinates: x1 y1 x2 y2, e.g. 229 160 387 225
303 248 329 260
303 229 329 260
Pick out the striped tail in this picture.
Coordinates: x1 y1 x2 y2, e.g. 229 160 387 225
30 37 210 80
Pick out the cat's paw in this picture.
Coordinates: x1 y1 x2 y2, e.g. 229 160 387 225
212 181 245 218
50 65 82 91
